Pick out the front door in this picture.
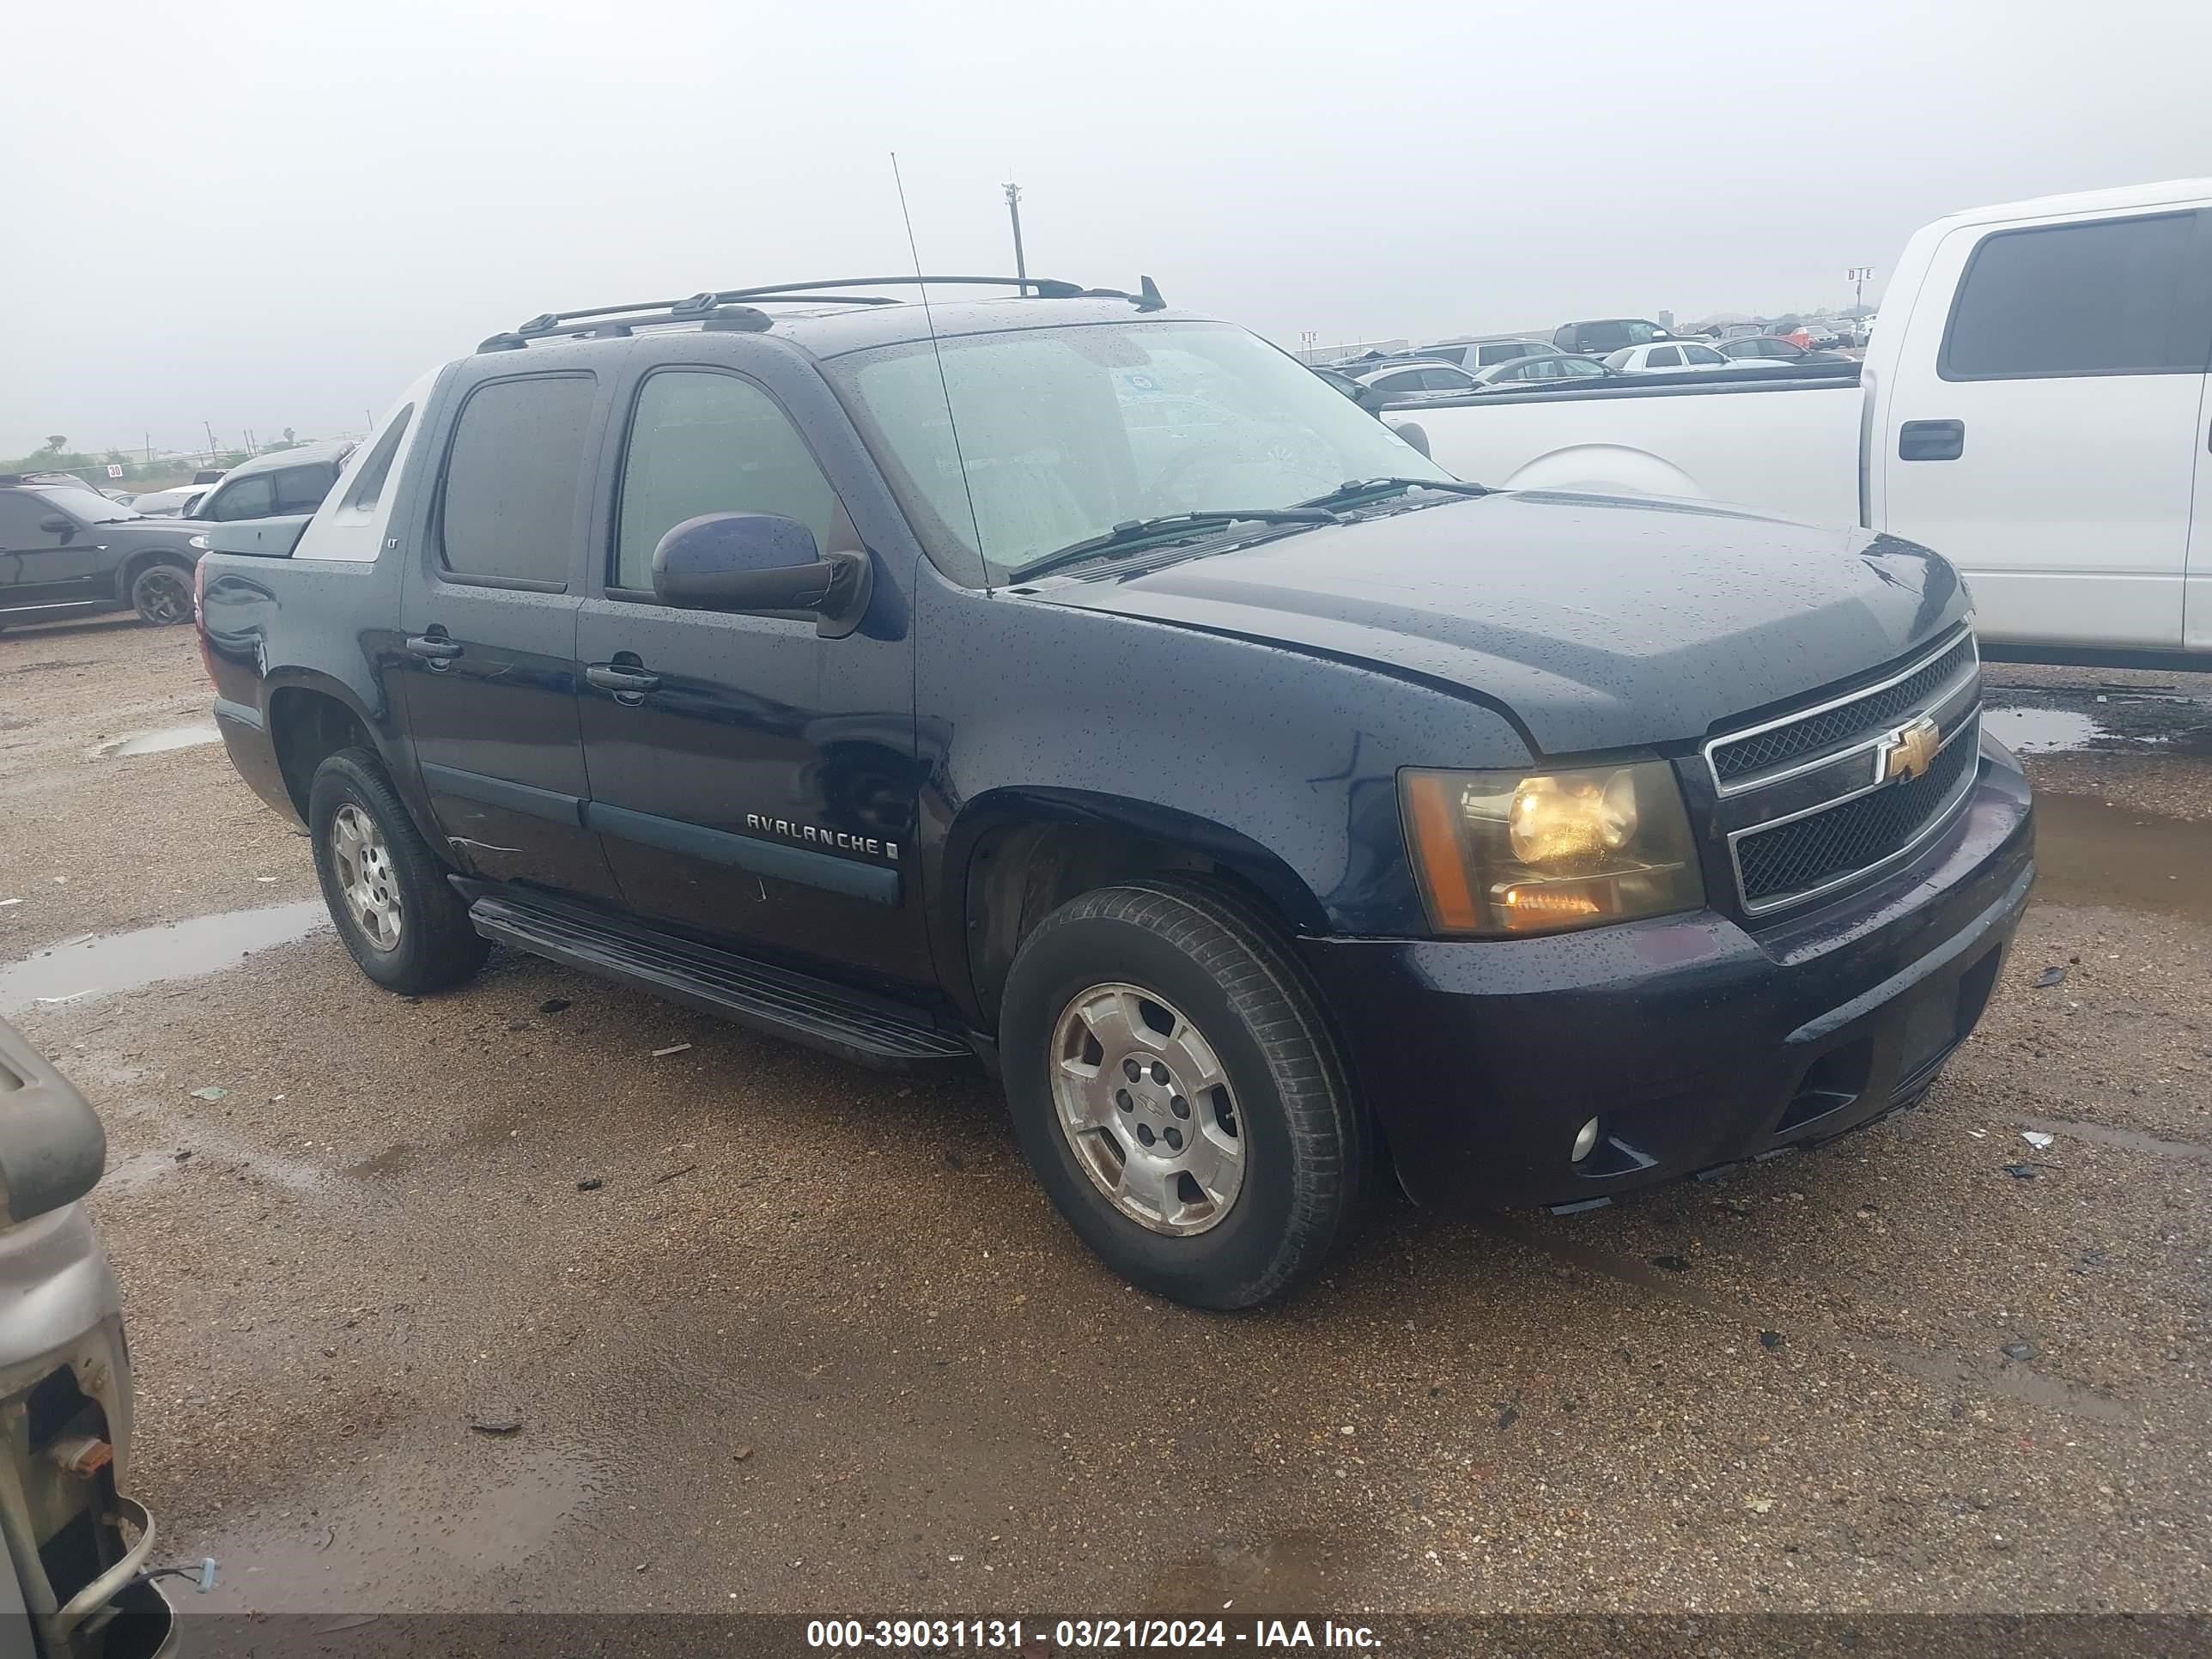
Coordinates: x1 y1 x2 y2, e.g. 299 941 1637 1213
1881 207 2212 652
574 364 927 987
0 494 106 607
396 368 621 902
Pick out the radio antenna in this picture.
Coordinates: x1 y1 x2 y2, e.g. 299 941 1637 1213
890 152 991 595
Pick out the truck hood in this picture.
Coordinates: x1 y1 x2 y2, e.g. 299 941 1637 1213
1028 490 1968 757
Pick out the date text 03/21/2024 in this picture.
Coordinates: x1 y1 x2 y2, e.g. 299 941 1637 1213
804 1620 1382 1650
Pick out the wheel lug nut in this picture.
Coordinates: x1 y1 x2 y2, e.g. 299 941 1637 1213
1136 1123 1157 1147
1150 1062 1170 1085
1170 1095 1190 1118
1122 1059 1142 1081
1115 1090 1133 1112
1164 1127 1183 1151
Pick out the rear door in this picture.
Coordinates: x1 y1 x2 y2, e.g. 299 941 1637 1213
574 356 927 986
1881 205 2212 651
396 367 622 900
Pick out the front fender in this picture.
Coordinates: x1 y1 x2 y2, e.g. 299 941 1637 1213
915 570 1533 1010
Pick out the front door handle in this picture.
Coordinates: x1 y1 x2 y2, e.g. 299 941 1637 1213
404 633 462 663
586 663 662 696
1898 419 1965 462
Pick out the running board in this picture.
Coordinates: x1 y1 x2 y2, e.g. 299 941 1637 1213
465 892 975 1071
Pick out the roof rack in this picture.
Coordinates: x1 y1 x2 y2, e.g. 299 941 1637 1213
478 274 1166 352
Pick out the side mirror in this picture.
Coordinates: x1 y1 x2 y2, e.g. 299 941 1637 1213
1391 421 1432 459
39 514 75 538
1353 384 1394 416
651 512 872 639
0 1020 106 1225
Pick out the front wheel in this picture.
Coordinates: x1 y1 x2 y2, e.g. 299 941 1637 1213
130 562 193 625
308 747 489 994
1000 878 1370 1310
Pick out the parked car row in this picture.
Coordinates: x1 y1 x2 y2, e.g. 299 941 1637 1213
1329 314 1856 405
0 440 354 631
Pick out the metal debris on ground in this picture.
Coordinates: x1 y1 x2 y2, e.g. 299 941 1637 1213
2022 1130 2056 1150
189 1085 228 1101
654 1164 696 1183
2001 1164 2039 1179
467 1412 523 1435
2002 1341 2037 1362
576 1177 604 1192
652 1042 692 1058
2034 966 2068 988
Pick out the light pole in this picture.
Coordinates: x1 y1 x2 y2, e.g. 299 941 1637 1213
1003 181 1028 295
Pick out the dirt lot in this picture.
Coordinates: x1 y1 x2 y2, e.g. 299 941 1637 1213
3 616 2209 1626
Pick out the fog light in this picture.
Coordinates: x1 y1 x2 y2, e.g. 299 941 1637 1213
1571 1116 1601 1163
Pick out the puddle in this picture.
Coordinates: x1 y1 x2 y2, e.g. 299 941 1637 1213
0 900 328 1015
92 724 220 758
2032 793 2212 925
192 1444 601 1613
1983 707 2104 754
1983 684 2212 757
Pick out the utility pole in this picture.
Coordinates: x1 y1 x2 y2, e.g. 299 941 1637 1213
1847 264 1875 315
204 420 219 464
1003 180 1028 295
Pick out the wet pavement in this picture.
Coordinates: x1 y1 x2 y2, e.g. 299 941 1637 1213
4 621 2209 1620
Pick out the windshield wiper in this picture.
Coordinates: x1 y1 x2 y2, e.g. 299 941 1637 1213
1007 507 1342 583
1296 477 1492 510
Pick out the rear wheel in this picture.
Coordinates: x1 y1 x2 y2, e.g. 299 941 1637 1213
130 562 193 625
308 747 489 994
1000 878 1370 1310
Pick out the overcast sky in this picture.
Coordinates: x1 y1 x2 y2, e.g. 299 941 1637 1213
4 0 2208 459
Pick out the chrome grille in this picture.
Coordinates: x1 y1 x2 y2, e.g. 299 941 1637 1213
1735 723 1978 908
1710 635 1977 787
1705 628 1984 918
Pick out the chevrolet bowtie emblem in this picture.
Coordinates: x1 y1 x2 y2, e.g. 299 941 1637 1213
1881 715 1942 782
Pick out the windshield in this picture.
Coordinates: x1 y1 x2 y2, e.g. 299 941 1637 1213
34 486 137 524
828 320 1449 584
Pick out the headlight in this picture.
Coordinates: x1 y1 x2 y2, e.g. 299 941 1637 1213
1400 758 1704 937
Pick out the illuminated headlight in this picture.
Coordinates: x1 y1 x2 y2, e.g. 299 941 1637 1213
1400 758 1705 937
187 533 210 551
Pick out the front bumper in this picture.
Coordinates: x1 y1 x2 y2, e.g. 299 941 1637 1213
1301 738 2034 1212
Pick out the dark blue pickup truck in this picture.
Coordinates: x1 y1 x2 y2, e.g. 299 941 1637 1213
196 276 2033 1308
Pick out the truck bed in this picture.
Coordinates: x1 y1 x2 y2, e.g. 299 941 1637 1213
1399 368 1868 532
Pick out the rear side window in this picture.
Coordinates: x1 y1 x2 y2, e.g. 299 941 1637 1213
207 474 276 521
1683 345 1727 365
613 369 841 592
1942 211 2204 380
1645 346 1681 368
271 465 337 514
438 374 596 586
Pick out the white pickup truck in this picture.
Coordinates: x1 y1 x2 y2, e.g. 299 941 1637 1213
1400 179 2212 662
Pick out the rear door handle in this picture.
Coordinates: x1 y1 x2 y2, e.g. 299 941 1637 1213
404 633 462 663
586 664 662 696
1898 419 1964 462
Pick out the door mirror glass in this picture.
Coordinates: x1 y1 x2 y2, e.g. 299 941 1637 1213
650 512 872 637
39 515 75 537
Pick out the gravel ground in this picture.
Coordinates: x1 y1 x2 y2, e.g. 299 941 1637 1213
3 624 2209 1621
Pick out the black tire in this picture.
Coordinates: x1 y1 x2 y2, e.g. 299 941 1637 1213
307 746 489 994
130 561 194 626
999 878 1370 1310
